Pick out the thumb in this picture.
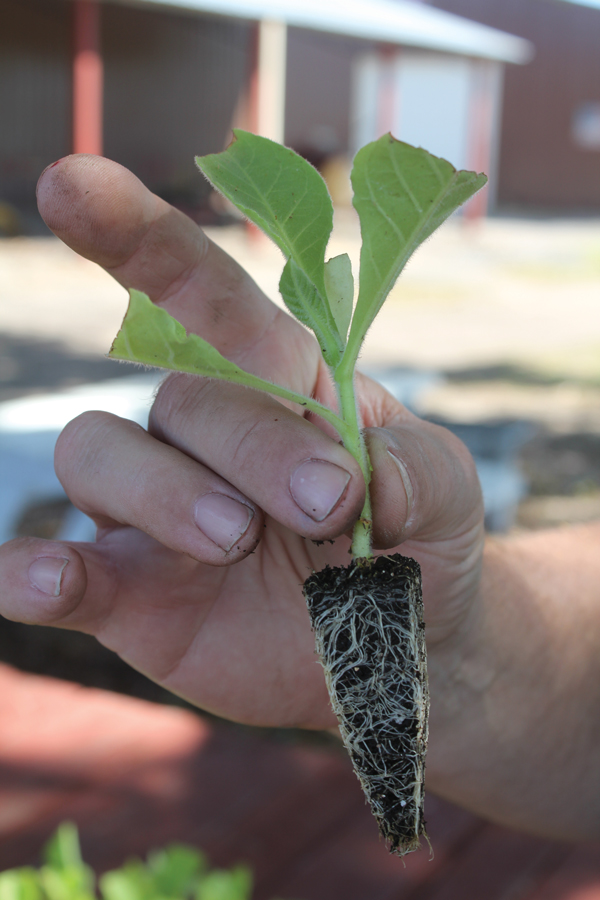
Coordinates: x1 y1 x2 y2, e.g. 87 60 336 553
365 420 483 549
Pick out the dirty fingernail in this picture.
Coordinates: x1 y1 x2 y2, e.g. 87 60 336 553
290 459 351 521
194 493 253 552
28 557 69 597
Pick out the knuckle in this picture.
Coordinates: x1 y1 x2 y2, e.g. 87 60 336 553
150 374 273 473
149 372 210 441
54 411 141 489
54 410 112 482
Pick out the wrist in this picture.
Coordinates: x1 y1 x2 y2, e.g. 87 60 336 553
425 529 600 840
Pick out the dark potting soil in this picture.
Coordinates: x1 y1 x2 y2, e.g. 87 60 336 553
304 553 428 857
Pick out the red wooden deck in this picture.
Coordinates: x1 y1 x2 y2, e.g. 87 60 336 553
0 663 598 900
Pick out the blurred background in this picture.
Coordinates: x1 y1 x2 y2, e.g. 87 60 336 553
1 1 600 895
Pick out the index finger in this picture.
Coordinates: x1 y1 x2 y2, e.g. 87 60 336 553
36 154 317 380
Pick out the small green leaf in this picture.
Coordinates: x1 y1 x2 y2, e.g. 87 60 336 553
324 253 354 341
0 869 43 900
196 130 344 361
99 861 151 900
278 259 341 366
146 845 206 898
40 825 95 900
195 867 252 900
346 135 487 366
42 823 83 871
108 290 347 438
39 868 95 900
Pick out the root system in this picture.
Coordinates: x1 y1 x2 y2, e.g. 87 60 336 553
304 553 428 856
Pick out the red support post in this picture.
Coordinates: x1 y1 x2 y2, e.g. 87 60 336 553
464 61 494 222
376 45 398 138
72 0 103 156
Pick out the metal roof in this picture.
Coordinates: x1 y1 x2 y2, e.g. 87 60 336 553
116 0 533 63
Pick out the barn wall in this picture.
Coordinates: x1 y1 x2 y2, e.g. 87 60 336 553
102 4 249 206
0 0 71 210
284 28 361 161
0 0 249 219
426 0 600 211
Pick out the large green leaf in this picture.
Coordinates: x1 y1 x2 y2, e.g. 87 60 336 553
196 130 343 363
346 134 487 365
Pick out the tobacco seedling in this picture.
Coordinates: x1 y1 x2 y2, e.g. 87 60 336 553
110 130 485 560
109 131 486 855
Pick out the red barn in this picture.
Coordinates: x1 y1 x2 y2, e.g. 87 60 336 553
0 0 530 228
424 0 600 211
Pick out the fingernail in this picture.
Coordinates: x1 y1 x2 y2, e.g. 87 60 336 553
194 493 253 552
28 557 69 597
290 459 351 522
387 450 414 518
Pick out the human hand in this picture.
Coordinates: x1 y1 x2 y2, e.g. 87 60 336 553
0 155 484 731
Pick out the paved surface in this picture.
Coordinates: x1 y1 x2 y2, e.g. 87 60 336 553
1 664 600 900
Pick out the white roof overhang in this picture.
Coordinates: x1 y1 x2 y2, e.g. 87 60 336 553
549 0 600 9
108 0 534 64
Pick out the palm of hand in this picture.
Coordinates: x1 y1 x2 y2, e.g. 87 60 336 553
79 365 482 730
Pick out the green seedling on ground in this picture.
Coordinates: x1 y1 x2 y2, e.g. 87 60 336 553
0 823 259 900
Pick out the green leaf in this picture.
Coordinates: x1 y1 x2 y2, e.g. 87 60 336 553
99 861 152 900
278 259 341 366
0 869 43 900
197 129 332 299
38 868 95 900
108 290 347 438
146 846 206 898
42 824 83 871
196 130 343 363
195 867 252 900
109 289 269 382
346 134 487 366
40 825 95 900
324 253 354 341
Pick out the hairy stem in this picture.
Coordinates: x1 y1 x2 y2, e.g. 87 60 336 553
335 362 373 562
237 371 350 438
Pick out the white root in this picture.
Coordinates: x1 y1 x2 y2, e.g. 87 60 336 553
304 554 428 857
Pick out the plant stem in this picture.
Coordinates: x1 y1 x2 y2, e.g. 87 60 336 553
334 362 373 562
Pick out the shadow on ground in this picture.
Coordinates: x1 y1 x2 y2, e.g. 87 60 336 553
445 362 600 387
0 331 131 403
